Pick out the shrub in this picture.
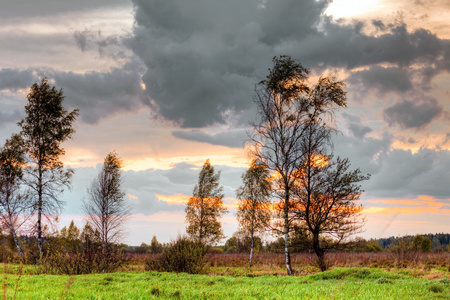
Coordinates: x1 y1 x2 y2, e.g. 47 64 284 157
39 245 123 275
208 247 224 254
375 277 392 284
145 235 207 274
428 284 444 293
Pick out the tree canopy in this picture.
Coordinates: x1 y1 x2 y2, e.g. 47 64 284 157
185 159 227 245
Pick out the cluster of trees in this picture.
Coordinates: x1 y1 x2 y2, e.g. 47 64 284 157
0 79 130 264
184 56 369 273
375 234 450 252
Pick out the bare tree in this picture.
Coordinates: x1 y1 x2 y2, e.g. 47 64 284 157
0 134 32 256
248 56 346 275
297 154 368 270
236 159 271 264
18 78 79 255
185 159 227 245
84 151 130 252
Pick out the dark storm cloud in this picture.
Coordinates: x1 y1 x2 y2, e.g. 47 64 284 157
0 62 145 125
73 29 128 59
333 132 450 200
383 97 442 130
130 0 330 128
348 66 413 94
296 21 446 69
365 148 450 199
0 0 130 19
333 131 393 177
130 0 450 128
172 129 247 148
0 68 34 91
53 61 146 124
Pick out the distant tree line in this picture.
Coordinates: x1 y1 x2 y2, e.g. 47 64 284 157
374 233 450 252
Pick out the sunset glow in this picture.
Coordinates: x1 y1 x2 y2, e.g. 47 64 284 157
156 193 191 205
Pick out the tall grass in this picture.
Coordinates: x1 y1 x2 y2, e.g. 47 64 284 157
203 251 450 270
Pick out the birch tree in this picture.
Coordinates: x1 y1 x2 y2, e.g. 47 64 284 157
236 159 271 264
249 55 346 275
84 151 130 252
0 134 32 256
185 159 227 245
18 78 79 255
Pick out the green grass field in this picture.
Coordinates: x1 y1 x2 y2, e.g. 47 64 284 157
1 266 449 299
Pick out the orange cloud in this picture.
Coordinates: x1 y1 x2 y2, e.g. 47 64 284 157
156 194 240 209
363 195 450 214
363 207 441 214
156 193 191 205
127 193 138 200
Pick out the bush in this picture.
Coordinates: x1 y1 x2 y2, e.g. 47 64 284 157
208 247 224 254
376 277 392 284
145 235 207 274
428 283 444 293
39 245 123 275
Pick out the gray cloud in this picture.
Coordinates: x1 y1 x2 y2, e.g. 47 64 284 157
348 66 413 94
348 123 373 139
63 161 245 216
172 129 247 148
342 112 362 123
0 65 145 124
53 61 146 124
0 68 35 91
383 97 442 130
365 147 450 199
130 0 331 128
0 110 23 126
333 131 450 201
298 21 447 69
73 29 129 60
130 0 450 128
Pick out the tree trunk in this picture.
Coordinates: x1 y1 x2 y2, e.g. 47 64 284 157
8 214 23 256
250 231 254 265
102 215 108 254
284 231 292 275
37 170 43 256
284 192 292 275
313 233 326 271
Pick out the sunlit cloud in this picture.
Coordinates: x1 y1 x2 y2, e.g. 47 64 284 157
156 194 239 209
156 193 190 205
363 195 450 214
127 193 138 200
325 0 384 18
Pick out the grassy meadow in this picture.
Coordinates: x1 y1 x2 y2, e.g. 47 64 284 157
2 252 450 299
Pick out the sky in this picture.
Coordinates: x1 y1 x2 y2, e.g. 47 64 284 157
1 0 450 246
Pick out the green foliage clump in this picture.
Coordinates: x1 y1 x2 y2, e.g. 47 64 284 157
145 235 207 274
39 222 123 274
376 277 392 284
208 247 224 254
412 235 432 253
428 283 444 293
366 241 383 253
